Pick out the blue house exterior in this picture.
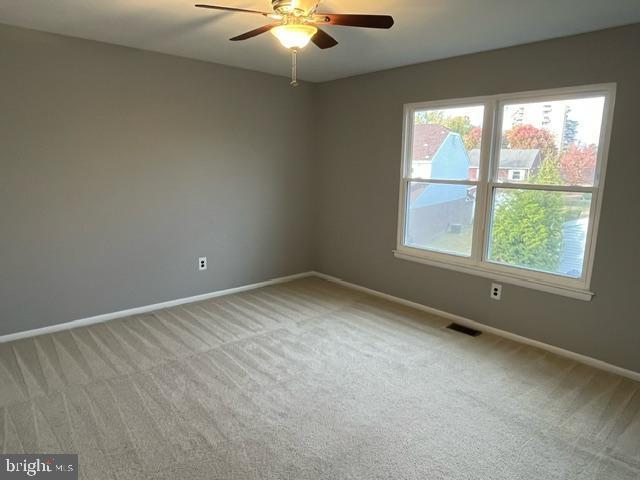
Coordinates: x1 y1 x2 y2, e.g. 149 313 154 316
412 133 470 208
407 130 474 250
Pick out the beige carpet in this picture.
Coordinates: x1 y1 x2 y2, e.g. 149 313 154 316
0 277 638 479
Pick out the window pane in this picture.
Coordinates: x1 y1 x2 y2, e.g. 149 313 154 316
497 96 605 186
488 188 593 278
410 106 484 180
405 181 476 256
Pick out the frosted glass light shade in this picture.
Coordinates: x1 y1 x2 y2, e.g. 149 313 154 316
271 24 318 49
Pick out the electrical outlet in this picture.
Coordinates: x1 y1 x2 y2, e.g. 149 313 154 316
490 283 502 300
198 257 207 271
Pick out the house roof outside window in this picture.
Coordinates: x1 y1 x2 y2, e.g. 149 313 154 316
412 124 451 161
468 149 542 170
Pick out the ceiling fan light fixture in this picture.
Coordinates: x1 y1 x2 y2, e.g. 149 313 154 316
271 24 318 49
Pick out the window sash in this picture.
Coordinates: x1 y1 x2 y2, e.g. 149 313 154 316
397 84 616 297
403 101 487 180
482 185 598 282
401 179 479 259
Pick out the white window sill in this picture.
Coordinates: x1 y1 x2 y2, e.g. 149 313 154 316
393 250 594 301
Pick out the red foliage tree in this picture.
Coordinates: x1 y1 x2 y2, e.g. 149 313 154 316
560 144 597 185
464 126 483 150
505 124 557 160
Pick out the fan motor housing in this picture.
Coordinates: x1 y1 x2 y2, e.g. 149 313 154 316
272 0 318 15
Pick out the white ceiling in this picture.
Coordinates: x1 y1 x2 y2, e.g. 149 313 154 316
1 0 639 82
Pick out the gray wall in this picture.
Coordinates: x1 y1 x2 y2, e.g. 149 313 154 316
313 24 640 372
2 21 639 373
0 23 314 335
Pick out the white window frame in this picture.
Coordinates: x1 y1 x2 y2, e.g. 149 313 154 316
394 84 616 301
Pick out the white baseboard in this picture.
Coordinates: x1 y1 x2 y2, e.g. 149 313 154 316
0 271 315 344
311 271 640 383
3 269 638 383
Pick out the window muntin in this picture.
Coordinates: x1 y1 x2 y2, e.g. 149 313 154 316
397 85 614 296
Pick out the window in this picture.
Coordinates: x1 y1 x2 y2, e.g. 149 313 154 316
404 105 484 256
508 169 524 181
396 85 616 300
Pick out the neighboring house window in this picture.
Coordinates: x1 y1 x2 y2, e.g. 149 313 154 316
508 169 525 181
396 84 615 300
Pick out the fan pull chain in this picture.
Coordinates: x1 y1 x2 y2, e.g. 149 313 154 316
290 48 299 87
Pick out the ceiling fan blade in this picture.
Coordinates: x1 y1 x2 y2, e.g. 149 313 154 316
195 4 269 16
313 13 394 29
311 28 338 49
230 24 276 41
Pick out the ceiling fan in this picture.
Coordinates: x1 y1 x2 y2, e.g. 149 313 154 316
195 0 394 86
